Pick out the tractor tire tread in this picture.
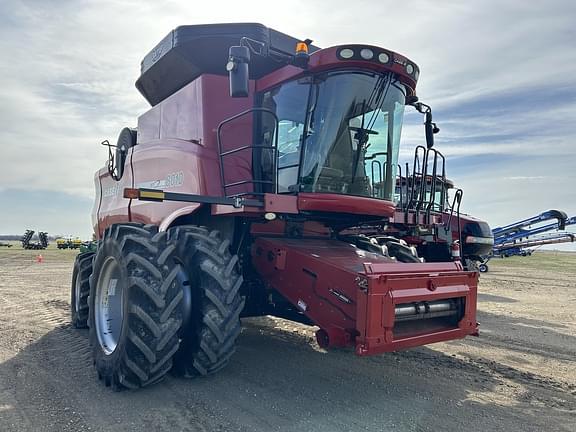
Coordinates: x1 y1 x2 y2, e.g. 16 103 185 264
89 223 183 390
168 225 243 378
71 252 95 328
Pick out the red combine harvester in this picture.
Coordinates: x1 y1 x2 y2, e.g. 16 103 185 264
72 24 482 390
394 166 493 271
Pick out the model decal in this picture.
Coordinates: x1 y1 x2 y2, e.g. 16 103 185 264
137 171 184 190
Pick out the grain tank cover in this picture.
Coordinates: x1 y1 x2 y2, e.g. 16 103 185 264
136 23 320 106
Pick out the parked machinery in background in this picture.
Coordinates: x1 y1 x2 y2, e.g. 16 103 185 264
393 152 493 271
479 212 575 272
21 230 48 250
56 238 83 249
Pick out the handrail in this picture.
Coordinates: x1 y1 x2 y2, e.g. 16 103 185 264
445 188 463 235
217 108 280 197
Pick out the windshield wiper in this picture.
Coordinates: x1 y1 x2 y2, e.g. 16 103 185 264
350 99 368 182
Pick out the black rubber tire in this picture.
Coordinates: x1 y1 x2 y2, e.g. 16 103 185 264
88 223 183 390
71 252 95 328
167 225 244 377
478 263 489 273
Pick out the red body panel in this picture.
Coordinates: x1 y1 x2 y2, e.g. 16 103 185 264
94 148 135 236
298 193 396 218
252 237 478 355
94 75 254 237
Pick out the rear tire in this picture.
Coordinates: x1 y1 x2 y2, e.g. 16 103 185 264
89 223 183 390
71 252 94 328
167 225 244 377
478 263 488 273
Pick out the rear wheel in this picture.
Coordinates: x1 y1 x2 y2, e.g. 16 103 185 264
167 225 244 377
478 263 488 273
71 252 95 328
89 223 183 390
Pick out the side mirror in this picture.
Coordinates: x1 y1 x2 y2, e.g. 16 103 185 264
424 111 440 149
408 99 440 149
425 112 435 148
227 46 250 98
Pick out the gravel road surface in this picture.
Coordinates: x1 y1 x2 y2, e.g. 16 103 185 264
0 248 574 431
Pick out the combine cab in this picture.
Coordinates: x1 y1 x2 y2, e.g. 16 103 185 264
74 23 481 390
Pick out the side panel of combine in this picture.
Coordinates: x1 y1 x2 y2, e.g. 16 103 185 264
91 172 103 237
95 153 134 239
129 75 254 227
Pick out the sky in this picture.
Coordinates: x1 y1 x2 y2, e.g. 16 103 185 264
0 0 575 248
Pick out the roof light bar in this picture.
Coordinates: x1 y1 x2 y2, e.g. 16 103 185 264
336 46 399 69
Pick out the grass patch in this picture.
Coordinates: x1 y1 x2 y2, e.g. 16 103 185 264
488 251 576 274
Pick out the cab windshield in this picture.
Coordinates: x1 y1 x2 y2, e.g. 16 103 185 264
259 70 407 200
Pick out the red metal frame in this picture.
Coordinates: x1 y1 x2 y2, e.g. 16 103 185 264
252 237 478 355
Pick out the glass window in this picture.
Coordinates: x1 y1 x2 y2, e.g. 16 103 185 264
299 71 406 200
260 81 309 193
257 70 407 200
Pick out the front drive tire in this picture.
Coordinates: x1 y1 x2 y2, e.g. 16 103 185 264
167 225 244 377
71 252 95 328
89 224 183 390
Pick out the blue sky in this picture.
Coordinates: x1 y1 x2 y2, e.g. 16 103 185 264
0 0 575 247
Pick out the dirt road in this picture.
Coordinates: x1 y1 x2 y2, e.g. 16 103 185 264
0 248 575 431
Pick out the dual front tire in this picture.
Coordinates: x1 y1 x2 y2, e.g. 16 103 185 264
72 223 243 390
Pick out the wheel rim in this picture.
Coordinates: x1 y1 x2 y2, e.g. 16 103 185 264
95 256 124 355
74 271 82 314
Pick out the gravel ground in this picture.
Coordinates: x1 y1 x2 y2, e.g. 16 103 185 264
0 247 574 431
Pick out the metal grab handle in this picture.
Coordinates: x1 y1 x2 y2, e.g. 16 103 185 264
445 188 463 234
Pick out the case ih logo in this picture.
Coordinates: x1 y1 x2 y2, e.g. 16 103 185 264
393 57 406 66
151 46 164 62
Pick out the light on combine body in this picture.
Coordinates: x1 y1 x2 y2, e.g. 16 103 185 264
336 46 398 70
293 41 310 68
295 42 309 54
123 188 139 199
360 48 374 59
378 52 390 63
339 48 354 59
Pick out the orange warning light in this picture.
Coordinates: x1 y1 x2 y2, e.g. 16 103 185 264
296 42 308 54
